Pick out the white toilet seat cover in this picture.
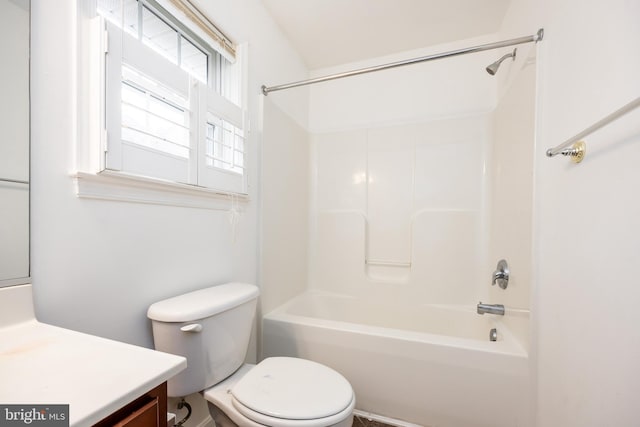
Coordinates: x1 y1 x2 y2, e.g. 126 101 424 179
231 357 353 421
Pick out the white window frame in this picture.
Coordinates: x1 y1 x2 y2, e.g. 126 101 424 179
75 2 249 208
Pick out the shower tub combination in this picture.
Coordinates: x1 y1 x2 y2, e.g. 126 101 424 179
263 292 529 427
261 27 540 427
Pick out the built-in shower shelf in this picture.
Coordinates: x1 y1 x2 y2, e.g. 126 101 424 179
365 259 411 267
365 259 411 283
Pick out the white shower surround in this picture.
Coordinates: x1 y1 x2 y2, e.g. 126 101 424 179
309 113 492 305
261 37 536 427
263 291 529 427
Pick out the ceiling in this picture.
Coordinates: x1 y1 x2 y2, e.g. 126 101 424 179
261 0 511 70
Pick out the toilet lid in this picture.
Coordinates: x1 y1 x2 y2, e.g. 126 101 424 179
231 357 353 421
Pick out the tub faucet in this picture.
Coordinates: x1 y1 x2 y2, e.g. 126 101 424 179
477 302 505 316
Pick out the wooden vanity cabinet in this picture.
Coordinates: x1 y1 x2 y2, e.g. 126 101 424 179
94 382 168 427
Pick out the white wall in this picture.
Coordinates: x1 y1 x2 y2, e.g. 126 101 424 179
30 0 309 354
260 98 309 316
499 0 640 425
308 34 500 133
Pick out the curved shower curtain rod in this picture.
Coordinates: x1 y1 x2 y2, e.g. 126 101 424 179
261 29 544 96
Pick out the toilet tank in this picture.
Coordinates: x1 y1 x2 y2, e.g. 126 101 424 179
147 282 259 397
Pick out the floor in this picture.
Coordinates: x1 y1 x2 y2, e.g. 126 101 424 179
353 415 397 427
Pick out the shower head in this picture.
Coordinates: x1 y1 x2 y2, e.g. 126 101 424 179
486 48 517 75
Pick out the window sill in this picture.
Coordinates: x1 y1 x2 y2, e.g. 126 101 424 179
73 170 248 210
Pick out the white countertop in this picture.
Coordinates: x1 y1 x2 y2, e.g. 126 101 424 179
0 285 187 426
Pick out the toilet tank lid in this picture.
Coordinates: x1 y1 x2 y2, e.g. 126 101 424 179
147 283 259 322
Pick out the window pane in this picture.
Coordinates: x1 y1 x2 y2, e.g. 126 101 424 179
97 1 243 107
121 65 190 158
142 6 178 64
97 0 138 37
233 128 245 173
234 150 244 169
205 121 219 167
181 38 207 84
234 130 244 151
205 114 244 175
122 65 185 106
223 123 234 167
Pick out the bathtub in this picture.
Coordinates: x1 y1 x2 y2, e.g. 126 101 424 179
262 292 530 427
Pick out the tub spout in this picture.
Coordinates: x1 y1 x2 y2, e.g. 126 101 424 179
477 302 505 316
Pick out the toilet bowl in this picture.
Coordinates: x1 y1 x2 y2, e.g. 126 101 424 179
147 283 355 427
205 360 354 427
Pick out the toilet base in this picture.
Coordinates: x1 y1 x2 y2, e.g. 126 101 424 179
207 401 240 427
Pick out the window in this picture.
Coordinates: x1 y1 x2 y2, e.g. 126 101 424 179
206 115 244 174
97 0 246 194
121 65 190 159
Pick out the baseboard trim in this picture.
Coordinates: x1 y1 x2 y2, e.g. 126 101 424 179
353 410 425 427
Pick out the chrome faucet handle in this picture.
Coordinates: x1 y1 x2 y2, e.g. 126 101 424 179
492 259 509 289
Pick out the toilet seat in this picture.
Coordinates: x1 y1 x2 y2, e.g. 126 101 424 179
230 357 354 427
230 396 354 427
204 358 355 427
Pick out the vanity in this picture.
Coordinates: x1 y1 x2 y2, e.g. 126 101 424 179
0 284 186 426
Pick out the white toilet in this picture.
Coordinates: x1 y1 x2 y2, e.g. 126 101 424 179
147 283 355 427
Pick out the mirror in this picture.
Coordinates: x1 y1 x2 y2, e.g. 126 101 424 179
0 0 30 286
